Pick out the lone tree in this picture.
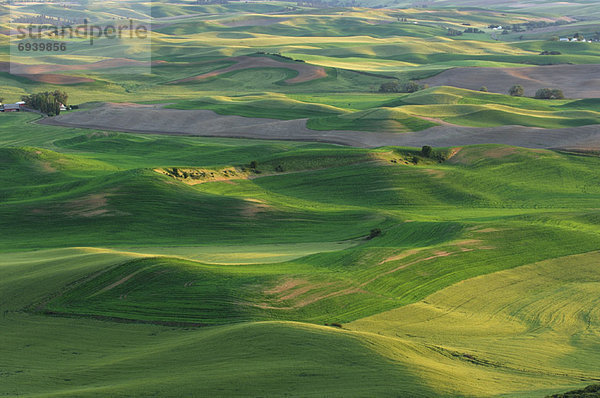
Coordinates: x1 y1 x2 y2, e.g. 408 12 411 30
479 86 488 92
509 84 524 97
367 228 382 240
421 145 433 158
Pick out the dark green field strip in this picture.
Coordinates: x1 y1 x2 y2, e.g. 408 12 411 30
0 314 438 397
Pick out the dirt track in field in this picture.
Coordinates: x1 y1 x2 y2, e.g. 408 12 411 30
171 55 327 84
40 102 600 150
422 64 600 98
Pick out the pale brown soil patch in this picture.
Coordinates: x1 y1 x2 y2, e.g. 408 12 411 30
279 284 323 301
379 248 420 264
447 147 463 160
66 193 109 217
448 146 518 165
452 239 483 246
484 147 519 158
417 116 457 126
264 279 307 295
256 283 364 310
294 286 367 308
171 55 326 84
40 162 56 173
260 278 341 309
474 228 501 233
65 192 127 218
422 168 446 178
362 250 453 287
240 199 272 218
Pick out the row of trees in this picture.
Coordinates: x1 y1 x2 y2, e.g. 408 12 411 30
379 80 428 93
508 84 564 99
21 90 68 115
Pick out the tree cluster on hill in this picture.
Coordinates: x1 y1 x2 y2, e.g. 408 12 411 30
21 90 68 116
12 14 77 25
379 80 427 93
446 28 463 37
535 88 564 99
464 27 484 34
523 20 569 30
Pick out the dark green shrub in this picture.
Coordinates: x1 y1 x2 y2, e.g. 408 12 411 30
379 80 427 93
421 145 433 158
509 85 524 97
546 383 600 397
368 228 382 239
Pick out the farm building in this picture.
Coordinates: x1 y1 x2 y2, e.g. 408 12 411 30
2 103 22 112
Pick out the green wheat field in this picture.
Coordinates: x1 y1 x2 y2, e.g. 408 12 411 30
1 0 600 396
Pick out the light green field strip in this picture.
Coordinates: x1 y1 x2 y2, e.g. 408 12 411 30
109 242 359 264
